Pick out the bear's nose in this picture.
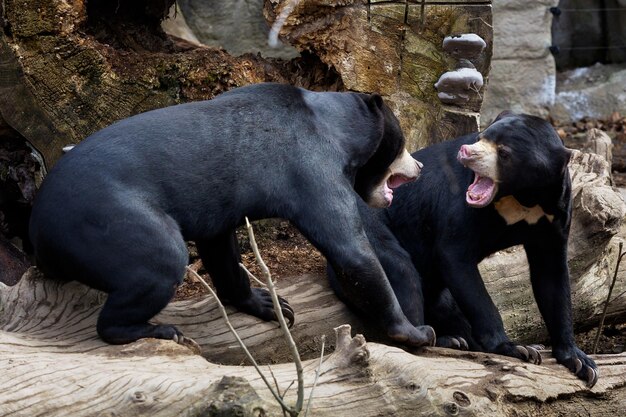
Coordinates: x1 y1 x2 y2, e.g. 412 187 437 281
458 144 473 160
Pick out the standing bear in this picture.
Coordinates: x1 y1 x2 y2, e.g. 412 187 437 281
329 112 599 387
29 83 436 349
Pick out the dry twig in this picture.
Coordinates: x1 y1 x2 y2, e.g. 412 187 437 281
239 262 268 287
185 266 295 414
304 334 326 417
245 217 305 412
593 241 625 354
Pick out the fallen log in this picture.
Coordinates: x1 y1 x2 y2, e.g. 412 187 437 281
1 302 625 416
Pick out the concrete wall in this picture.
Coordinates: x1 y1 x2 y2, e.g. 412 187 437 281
481 0 558 126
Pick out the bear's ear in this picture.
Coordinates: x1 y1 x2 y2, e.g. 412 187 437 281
561 147 573 174
493 110 514 123
367 93 384 111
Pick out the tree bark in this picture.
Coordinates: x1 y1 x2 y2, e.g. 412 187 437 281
0 0 493 170
264 0 494 150
0 0 343 170
1 281 625 417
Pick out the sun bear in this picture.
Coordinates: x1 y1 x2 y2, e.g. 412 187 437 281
29 83 436 348
329 112 598 387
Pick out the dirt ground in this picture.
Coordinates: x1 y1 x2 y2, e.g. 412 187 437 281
174 219 326 300
552 111 626 186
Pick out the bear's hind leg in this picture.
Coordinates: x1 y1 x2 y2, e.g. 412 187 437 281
97 279 183 344
95 221 189 344
425 288 474 350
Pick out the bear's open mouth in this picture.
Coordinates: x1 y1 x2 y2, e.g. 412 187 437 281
388 173 414 189
466 173 497 208
383 173 415 206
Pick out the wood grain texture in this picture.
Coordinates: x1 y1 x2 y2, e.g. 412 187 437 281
0 0 343 169
1 284 625 417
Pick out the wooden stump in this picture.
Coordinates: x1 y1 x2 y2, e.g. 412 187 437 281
0 0 342 169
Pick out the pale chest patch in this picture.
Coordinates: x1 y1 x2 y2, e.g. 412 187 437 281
493 196 554 225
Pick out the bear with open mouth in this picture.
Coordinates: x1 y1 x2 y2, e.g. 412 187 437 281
328 111 599 387
29 83 435 349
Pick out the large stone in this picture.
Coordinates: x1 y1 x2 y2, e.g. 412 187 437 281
482 54 556 124
176 0 299 59
481 0 558 125
492 0 557 59
551 63 626 122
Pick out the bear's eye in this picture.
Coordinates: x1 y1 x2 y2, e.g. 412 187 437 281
497 146 510 159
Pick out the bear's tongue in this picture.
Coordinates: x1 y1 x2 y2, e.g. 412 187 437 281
466 174 496 207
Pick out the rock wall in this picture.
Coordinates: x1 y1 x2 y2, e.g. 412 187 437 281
174 0 299 59
551 63 626 122
481 0 558 125
483 0 626 125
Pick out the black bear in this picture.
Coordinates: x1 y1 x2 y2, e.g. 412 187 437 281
29 83 436 348
329 112 598 386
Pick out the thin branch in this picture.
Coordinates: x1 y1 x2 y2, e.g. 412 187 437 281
592 242 625 354
267 365 289 417
304 334 326 417
245 217 305 413
185 266 295 414
469 82 483 100
239 262 268 287
282 380 296 399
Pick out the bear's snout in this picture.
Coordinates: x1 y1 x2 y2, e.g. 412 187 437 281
458 144 474 163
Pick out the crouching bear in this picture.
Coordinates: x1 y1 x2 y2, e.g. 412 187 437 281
329 112 599 387
29 83 436 349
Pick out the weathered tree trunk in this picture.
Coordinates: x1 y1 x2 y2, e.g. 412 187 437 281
264 0 494 150
1 280 625 417
0 0 341 169
0 0 493 170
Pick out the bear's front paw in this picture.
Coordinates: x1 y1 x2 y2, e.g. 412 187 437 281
492 341 542 365
553 345 599 388
436 335 469 350
233 287 295 327
388 324 436 347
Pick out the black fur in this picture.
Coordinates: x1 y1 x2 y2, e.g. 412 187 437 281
29 83 434 347
330 113 598 386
